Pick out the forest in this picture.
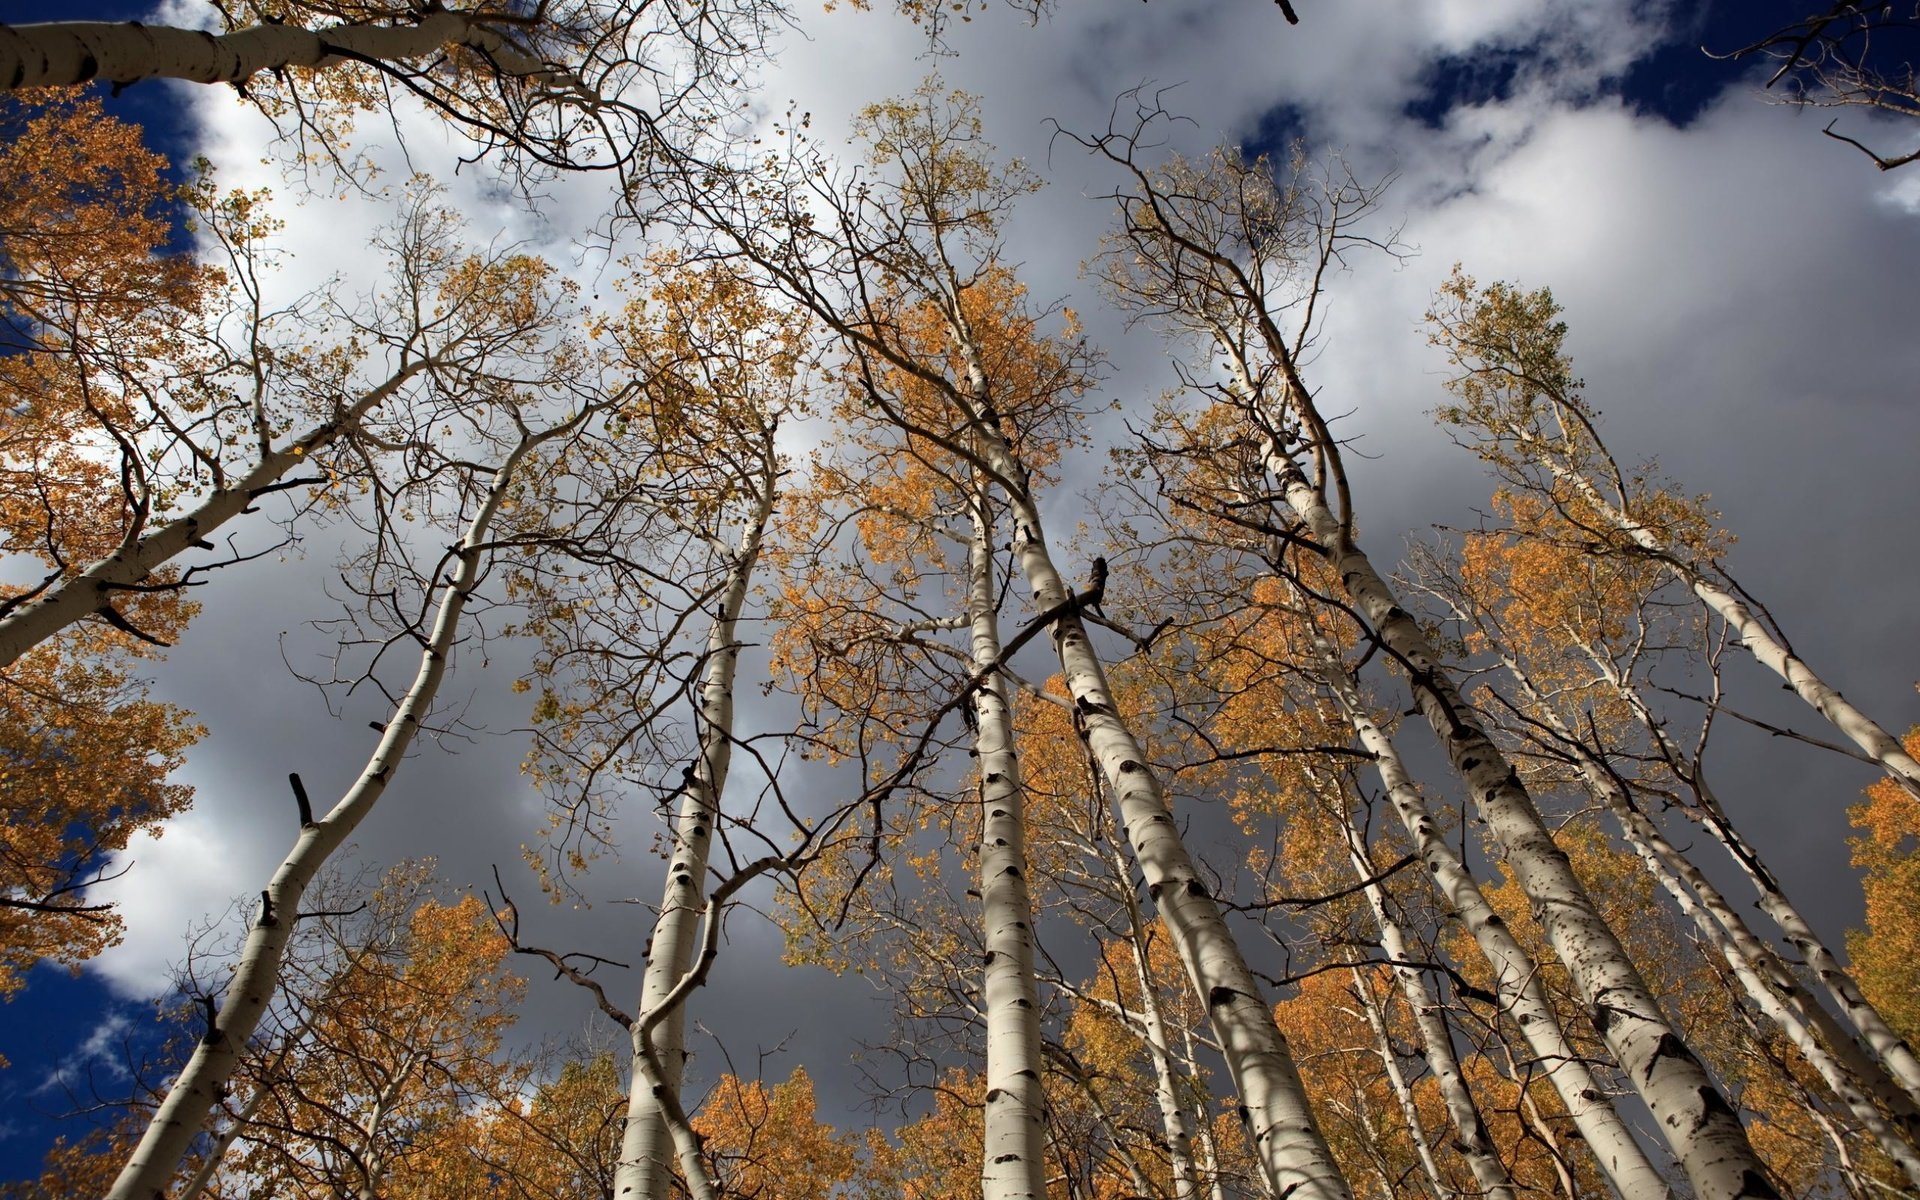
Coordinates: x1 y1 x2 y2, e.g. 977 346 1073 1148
1 2 1919 1199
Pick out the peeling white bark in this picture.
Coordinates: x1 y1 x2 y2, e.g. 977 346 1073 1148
105 421 564 1200
614 479 775 1200
0 364 422 670
0 13 557 91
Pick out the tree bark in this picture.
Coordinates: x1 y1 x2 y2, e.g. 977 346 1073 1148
0 362 423 670
105 419 565 1200
1267 431 1772 1200
1526 434 1920 801
1498 648 1920 1182
1311 643 1672 1200
957 367 1350 1200
1109 835 1202 1200
1591 652 1920 1108
965 486 1049 1200
614 478 774 1200
1337 816 1517 1200
1346 958 1453 1198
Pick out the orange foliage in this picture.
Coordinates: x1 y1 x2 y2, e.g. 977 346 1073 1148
1849 727 1920 1046
692 1066 863 1200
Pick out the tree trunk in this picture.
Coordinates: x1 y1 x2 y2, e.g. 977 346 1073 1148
1347 959 1453 1198
1338 815 1517 1200
1311 640 1672 1200
965 486 1049 1200
1265 432 1770 1200
952 344 1352 1200
1529 436 1920 801
105 420 565 1200
1498 650 1920 1183
1592 652 1920 1108
614 480 774 1200
1111 836 1202 1200
0 363 422 670
0 13 554 91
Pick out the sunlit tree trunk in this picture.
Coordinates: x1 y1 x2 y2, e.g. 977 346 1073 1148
615 480 774 1200
1335 815 1517 1200
1259 417 1762 1200
1346 959 1452 1198
964 485 1050 1200
1110 836 1203 1200
1493 647 1920 1184
106 418 575 1200
1310 637 1671 1200
1588 651 1920 1108
952 341 1351 1200
1429 273 1920 802
1534 444 1920 801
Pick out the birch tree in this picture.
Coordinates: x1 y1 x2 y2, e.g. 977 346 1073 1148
685 82 1354 1200
1112 365 1668 1196
1427 269 1920 802
1079 115 1775 1200
0 0 778 199
1430 491 1920 1114
507 259 811 1200
194 874 527 1199
0 180 586 673
103 239 605 1200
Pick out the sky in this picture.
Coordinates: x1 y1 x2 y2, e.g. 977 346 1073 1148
5 0 1920 1184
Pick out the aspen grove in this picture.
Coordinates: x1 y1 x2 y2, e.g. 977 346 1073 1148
2 4 1918 1199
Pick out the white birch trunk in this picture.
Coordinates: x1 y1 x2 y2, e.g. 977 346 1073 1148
104 421 559 1200
1260 426 1774 1200
174 1078 265 1200
0 364 422 670
1621 798 1920 1189
1339 824 1517 1200
613 479 775 1200
1526 438 1920 800
965 489 1049 1200
1592 654 1920 1107
174 933 386 1200
1347 959 1453 1198
1312 649 1671 1200
1499 651 1920 1179
0 13 555 91
1110 837 1202 1200
949 343 1352 1200
1186 1024 1232 1200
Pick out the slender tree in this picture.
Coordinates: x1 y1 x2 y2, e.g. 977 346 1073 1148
1080 116 1771 1199
1427 269 1920 802
103 243 603 1198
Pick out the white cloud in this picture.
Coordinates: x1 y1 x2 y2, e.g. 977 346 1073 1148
87 810 257 999
34 1012 134 1096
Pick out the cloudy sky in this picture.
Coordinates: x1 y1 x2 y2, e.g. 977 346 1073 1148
5 0 1920 1180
